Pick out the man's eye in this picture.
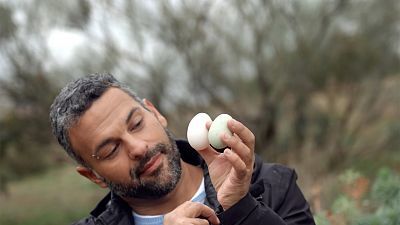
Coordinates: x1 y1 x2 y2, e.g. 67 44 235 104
130 119 142 131
102 144 120 159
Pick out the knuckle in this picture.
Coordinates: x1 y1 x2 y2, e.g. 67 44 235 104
230 135 240 145
249 133 256 143
183 200 194 207
176 218 185 224
237 168 247 178
230 151 240 160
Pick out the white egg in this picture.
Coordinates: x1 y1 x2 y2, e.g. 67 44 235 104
208 114 233 150
187 113 212 150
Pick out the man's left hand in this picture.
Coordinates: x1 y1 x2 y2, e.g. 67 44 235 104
196 118 255 210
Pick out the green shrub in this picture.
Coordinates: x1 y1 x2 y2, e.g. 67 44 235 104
317 168 400 225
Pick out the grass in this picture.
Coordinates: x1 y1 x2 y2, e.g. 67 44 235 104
0 164 107 225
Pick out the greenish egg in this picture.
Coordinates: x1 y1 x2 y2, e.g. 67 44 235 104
208 114 233 151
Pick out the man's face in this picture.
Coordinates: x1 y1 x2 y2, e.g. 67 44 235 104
69 88 182 199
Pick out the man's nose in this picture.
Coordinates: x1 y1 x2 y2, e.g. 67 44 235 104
124 135 148 160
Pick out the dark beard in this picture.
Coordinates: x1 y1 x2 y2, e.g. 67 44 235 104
103 129 182 199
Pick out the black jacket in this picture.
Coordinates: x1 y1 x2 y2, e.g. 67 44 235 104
73 140 315 225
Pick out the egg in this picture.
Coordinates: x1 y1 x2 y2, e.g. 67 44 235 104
187 113 212 150
208 114 233 150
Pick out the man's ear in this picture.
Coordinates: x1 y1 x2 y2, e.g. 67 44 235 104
143 98 168 127
76 166 108 188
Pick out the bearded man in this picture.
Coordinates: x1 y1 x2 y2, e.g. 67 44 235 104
49 73 315 225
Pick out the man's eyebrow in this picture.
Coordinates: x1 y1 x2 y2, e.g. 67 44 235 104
93 107 140 156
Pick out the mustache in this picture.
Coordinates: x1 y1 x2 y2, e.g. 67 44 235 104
130 143 168 180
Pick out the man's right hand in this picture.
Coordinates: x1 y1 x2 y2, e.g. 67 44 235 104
163 201 220 225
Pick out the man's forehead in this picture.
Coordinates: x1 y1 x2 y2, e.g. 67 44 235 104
75 88 142 126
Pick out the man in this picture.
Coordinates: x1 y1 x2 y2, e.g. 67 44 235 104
49 73 315 225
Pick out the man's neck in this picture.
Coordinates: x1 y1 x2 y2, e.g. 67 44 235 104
123 160 203 215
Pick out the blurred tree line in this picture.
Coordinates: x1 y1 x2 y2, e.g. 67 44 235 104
0 0 399 199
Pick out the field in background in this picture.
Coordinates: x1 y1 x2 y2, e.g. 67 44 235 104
0 165 107 225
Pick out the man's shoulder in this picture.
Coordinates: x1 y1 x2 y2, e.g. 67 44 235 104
260 162 295 181
252 156 297 193
71 216 97 225
250 157 302 206
70 192 133 225
254 155 295 179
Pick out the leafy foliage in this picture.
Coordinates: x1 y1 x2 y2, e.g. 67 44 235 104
0 0 399 201
0 61 59 192
317 168 400 225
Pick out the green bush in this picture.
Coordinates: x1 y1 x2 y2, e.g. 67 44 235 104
355 168 400 225
317 168 400 225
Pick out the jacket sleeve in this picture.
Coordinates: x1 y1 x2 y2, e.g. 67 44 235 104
217 167 315 225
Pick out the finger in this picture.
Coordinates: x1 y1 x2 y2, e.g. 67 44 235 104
165 202 219 225
187 218 213 225
221 133 253 168
195 203 220 224
188 203 220 225
223 148 248 179
227 119 255 149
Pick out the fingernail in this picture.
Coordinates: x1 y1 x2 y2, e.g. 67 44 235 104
224 149 232 155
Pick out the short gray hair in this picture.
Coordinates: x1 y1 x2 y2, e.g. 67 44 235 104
49 73 143 167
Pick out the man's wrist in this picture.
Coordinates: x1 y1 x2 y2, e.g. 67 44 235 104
220 193 248 210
